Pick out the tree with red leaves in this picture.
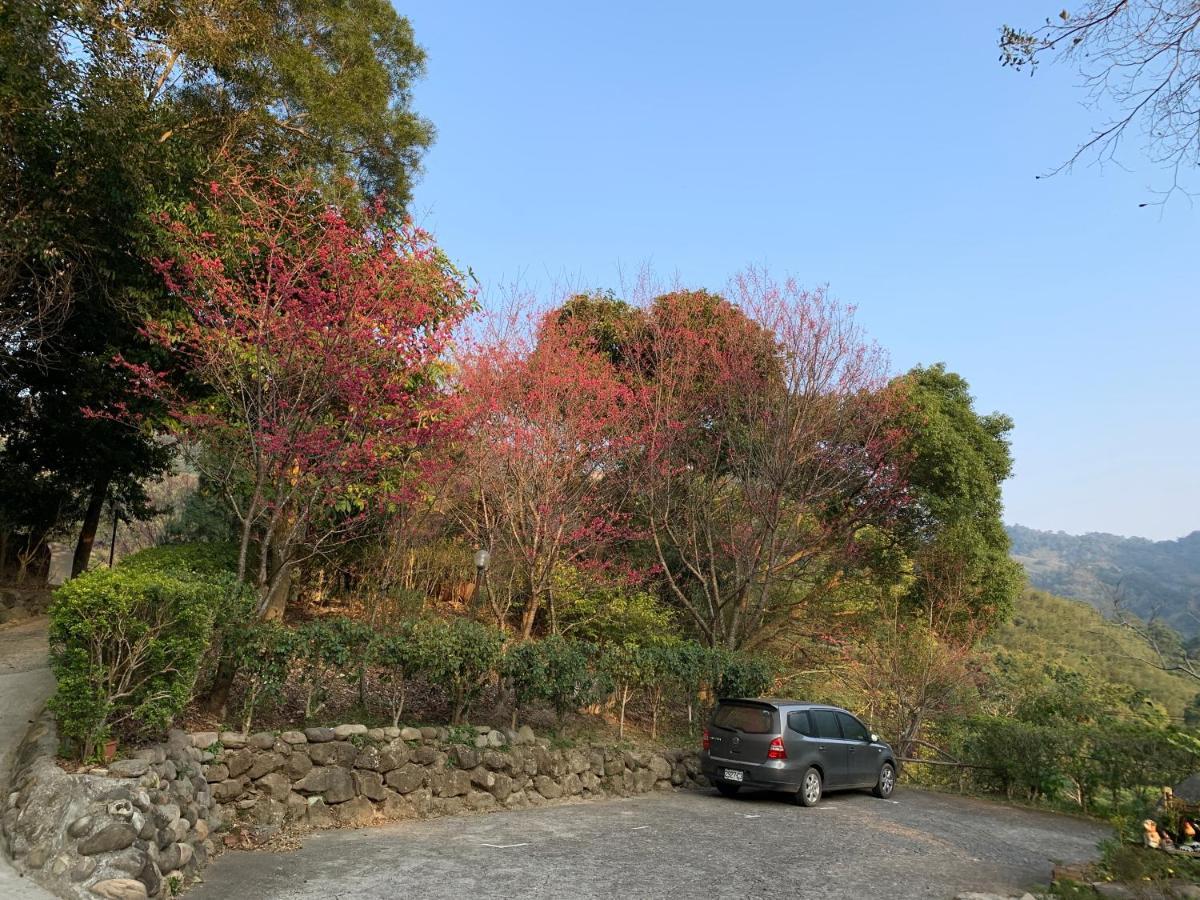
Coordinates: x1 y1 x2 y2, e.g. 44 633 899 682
454 307 640 638
139 174 473 618
630 272 909 650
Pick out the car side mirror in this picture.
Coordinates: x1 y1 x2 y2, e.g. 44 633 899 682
869 733 879 743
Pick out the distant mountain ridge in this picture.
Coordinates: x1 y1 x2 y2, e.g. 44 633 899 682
1006 525 1200 637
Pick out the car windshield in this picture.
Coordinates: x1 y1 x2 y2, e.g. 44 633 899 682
712 703 774 734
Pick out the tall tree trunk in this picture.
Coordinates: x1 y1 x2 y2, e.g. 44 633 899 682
261 556 292 621
203 655 238 718
519 592 541 640
71 469 110 577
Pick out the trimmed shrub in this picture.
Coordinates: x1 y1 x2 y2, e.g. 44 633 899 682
503 635 592 725
232 622 299 733
639 644 687 738
48 568 221 759
294 616 373 718
118 542 238 577
369 624 422 727
413 618 504 724
119 541 254 700
666 641 710 734
598 643 654 738
960 717 1070 800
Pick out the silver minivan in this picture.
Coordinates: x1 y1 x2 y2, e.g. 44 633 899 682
699 698 897 806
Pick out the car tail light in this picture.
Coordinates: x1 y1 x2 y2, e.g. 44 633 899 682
767 736 787 760
702 728 711 750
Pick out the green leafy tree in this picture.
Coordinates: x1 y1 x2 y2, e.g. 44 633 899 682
599 643 654 739
551 565 676 647
708 647 777 699
554 291 645 368
1185 695 1200 729
961 717 1071 801
890 364 1023 629
638 644 689 739
669 641 712 735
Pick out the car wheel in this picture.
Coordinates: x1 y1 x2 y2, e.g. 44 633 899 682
716 783 741 798
872 762 896 799
796 767 822 807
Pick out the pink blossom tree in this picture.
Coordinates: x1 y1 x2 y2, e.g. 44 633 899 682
136 174 473 618
453 306 642 637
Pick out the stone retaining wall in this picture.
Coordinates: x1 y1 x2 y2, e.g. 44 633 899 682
3 713 220 900
3 718 705 899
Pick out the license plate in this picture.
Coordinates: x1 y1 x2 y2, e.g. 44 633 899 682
723 769 744 782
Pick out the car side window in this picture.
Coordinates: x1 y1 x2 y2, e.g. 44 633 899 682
837 712 869 742
809 709 842 740
787 711 813 736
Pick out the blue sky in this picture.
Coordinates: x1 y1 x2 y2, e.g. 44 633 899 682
399 1 1199 541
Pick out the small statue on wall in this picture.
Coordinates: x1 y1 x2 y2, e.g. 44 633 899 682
1144 819 1162 850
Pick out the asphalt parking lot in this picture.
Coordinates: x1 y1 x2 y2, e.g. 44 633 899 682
190 786 1110 899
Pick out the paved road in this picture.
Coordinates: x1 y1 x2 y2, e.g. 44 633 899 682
191 786 1109 900
0 616 57 900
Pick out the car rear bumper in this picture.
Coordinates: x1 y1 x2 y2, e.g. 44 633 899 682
700 754 799 791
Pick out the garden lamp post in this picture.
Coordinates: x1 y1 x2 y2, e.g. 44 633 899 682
107 501 126 568
472 548 491 611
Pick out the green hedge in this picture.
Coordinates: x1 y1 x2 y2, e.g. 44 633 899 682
118 541 238 577
294 617 373 718
412 618 505 724
503 635 592 722
232 622 301 733
956 716 1200 808
121 542 253 692
48 567 223 759
371 623 423 727
271 623 775 733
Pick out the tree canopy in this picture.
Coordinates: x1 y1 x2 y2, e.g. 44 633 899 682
0 0 435 571
1000 1 1200 198
891 364 1023 628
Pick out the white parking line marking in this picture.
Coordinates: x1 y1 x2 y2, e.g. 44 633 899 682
480 843 529 849
743 814 761 819
631 825 650 830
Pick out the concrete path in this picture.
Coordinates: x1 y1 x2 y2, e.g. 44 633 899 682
191 786 1110 900
0 617 57 899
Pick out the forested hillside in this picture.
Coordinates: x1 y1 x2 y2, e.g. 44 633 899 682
989 588 1199 720
1007 525 1200 637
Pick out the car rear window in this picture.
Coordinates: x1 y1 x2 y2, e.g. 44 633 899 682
712 703 775 734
